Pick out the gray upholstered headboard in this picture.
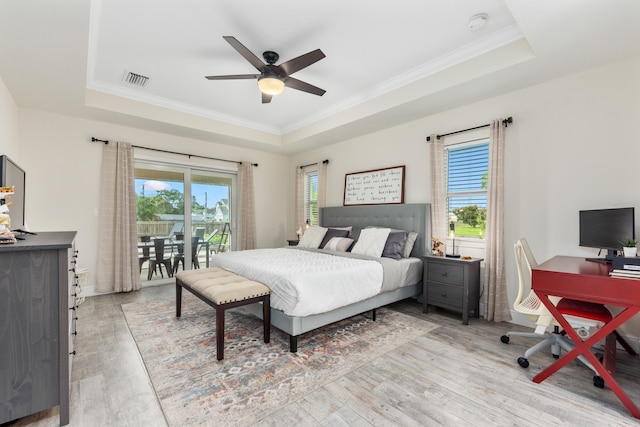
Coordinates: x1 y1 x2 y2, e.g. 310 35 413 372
320 203 431 257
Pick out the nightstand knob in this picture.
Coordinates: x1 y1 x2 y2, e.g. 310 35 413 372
441 272 448 277
441 292 447 297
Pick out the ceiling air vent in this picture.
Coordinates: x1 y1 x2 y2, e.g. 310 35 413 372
123 71 149 88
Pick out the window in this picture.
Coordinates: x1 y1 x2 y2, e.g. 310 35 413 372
304 171 318 226
446 140 489 239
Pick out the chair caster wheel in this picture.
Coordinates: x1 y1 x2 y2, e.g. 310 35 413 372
517 357 529 368
593 376 605 388
500 335 510 344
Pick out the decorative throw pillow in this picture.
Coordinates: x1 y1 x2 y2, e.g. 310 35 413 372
323 237 354 252
350 227 363 243
297 226 328 248
402 231 419 258
351 228 391 257
319 228 351 249
382 231 408 260
364 226 418 258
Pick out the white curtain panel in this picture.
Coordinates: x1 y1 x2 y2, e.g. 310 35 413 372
483 119 511 322
317 160 327 209
429 135 448 249
295 167 304 233
95 141 141 293
237 162 256 250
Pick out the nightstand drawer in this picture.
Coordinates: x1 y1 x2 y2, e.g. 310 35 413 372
427 282 464 309
427 262 464 286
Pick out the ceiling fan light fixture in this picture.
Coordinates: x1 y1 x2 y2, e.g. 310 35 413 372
258 76 285 95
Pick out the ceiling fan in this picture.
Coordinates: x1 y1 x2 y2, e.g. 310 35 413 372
205 36 326 104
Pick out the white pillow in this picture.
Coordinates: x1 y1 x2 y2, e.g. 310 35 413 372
297 226 328 248
351 228 391 257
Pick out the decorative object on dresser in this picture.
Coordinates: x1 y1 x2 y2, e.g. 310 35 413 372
431 237 444 256
0 232 78 426
422 255 482 325
446 222 460 258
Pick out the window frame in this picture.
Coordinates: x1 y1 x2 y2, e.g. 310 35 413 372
444 138 489 242
304 169 319 226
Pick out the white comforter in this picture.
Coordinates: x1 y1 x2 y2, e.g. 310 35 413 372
209 248 383 316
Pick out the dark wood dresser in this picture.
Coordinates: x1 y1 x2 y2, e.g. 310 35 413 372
0 231 78 426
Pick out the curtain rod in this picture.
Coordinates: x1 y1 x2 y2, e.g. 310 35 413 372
299 159 329 169
91 137 258 167
425 116 513 142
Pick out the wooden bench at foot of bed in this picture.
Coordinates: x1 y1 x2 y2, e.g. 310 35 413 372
175 268 271 360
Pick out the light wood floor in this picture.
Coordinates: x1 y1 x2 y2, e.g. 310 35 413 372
8 284 640 426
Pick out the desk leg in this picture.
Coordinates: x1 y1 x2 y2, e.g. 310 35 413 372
533 292 640 419
603 332 616 378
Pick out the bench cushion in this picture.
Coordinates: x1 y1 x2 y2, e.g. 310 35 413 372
176 267 270 305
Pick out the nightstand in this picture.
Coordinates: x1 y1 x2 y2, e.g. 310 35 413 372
422 255 482 325
287 239 299 246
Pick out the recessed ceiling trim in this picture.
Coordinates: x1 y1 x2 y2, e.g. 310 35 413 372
281 24 526 134
85 80 282 135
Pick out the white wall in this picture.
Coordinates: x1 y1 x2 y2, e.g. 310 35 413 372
0 75 19 158
17 109 290 292
291 55 640 339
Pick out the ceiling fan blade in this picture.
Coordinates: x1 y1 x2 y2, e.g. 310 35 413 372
205 74 260 80
285 77 326 96
278 49 325 75
262 93 273 104
223 36 265 71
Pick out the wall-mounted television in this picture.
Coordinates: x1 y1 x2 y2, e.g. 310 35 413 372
579 207 635 262
0 155 26 229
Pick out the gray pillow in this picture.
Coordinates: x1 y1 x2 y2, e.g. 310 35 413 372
382 231 408 260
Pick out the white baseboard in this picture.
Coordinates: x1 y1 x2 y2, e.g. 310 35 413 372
81 279 173 299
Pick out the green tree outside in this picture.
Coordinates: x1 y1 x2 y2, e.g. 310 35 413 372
136 189 204 221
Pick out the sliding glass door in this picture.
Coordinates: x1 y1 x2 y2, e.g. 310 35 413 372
190 170 235 269
134 161 235 284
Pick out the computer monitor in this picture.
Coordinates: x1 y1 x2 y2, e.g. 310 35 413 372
579 207 635 262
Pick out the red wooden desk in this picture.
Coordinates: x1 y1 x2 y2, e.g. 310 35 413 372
532 255 640 418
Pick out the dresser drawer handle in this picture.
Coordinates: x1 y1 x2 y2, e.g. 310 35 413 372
441 272 448 277
441 292 447 297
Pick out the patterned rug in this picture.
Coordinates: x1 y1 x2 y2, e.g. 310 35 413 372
121 293 438 426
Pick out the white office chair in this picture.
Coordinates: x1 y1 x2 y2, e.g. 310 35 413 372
501 238 614 387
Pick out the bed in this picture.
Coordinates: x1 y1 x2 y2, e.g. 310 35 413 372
211 203 431 352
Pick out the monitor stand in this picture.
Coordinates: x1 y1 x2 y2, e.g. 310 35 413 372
585 249 617 264
585 257 612 264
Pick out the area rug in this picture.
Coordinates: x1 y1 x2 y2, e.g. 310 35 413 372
122 293 438 426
